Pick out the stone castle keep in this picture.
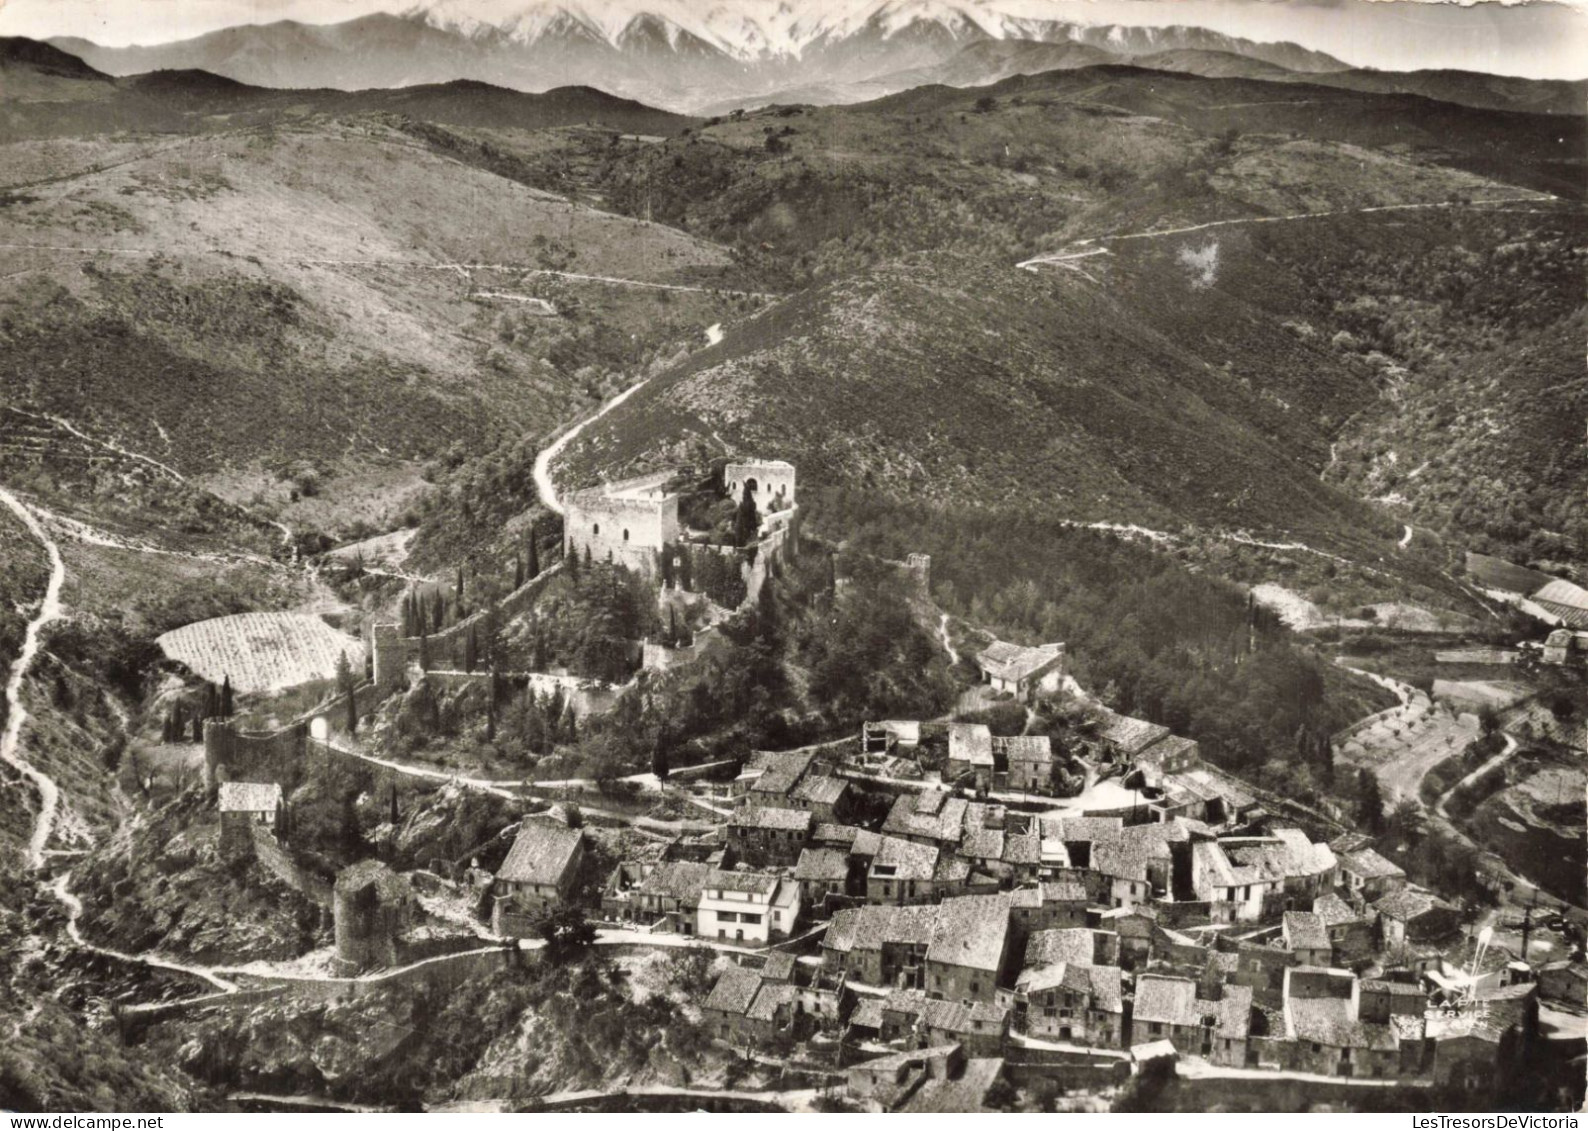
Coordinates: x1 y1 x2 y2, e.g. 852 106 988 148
561 460 801 592
562 470 682 576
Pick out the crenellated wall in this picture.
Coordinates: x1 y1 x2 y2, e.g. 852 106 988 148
564 471 681 576
724 460 797 512
372 564 566 693
422 669 620 718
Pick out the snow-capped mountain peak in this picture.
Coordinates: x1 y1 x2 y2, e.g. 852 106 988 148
407 0 1093 59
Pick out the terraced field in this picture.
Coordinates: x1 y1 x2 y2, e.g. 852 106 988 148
1333 673 1480 805
156 611 364 694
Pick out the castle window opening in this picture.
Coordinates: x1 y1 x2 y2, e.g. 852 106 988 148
623 529 630 542
593 523 600 535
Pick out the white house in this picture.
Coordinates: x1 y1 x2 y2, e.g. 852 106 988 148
697 869 802 945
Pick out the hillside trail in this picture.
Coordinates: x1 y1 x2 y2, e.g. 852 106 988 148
1015 192 1558 271
0 485 69 871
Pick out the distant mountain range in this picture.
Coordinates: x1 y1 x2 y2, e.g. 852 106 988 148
45 0 1585 115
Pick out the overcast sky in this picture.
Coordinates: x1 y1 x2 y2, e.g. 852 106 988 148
1 0 1584 79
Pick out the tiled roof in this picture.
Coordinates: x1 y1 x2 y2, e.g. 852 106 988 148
883 791 967 842
1286 997 1398 1051
707 868 780 895
1198 983 1253 1039
1312 893 1364 927
917 996 1009 1036
1341 848 1405 880
1092 838 1156 882
793 774 847 806
977 639 1065 683
1133 975 1199 1028
218 780 282 812
813 822 865 847
1093 711 1170 756
849 997 885 1030
733 804 813 832
1283 911 1331 952
1009 886 1042 909
749 749 818 796
933 854 971 884
761 951 797 982
1223 841 1290 884
1138 735 1199 771
824 903 940 954
1045 816 1125 844
1024 927 1098 968
1039 880 1090 904
871 835 939 881
794 847 851 882
1086 964 1125 1013
1273 828 1337 878
497 819 583 886
746 982 799 1022
636 860 712 902
1001 829 1041 866
703 965 763 1015
926 894 1010 973
960 829 1005 861
948 723 995 768
995 735 1052 765
1372 887 1447 922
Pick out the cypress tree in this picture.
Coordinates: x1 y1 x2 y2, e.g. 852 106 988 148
220 675 234 719
336 652 357 736
546 687 566 740
757 575 777 642
192 712 203 743
514 554 525 589
732 482 760 548
651 725 670 789
526 535 540 579
486 665 498 742
465 626 477 673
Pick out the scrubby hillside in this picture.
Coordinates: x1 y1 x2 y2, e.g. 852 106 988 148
0 109 748 540
558 251 1383 540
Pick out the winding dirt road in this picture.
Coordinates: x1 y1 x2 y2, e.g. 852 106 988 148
1016 193 1558 272
532 375 657 515
0 486 68 871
